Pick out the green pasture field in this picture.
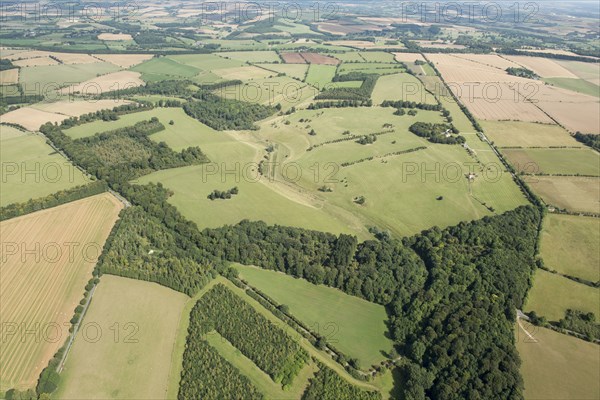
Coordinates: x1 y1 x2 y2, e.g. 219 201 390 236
54 275 189 400
203 39 269 51
218 51 282 63
274 21 317 35
481 121 579 147
543 77 600 97
0 130 88 206
336 52 366 62
216 76 317 110
540 214 599 282
259 63 309 80
168 54 246 71
516 322 600 400
19 62 120 90
305 64 337 89
502 148 600 176
359 52 396 63
331 80 363 88
524 269 599 322
528 176 600 214
236 264 394 368
371 73 438 105
131 57 201 81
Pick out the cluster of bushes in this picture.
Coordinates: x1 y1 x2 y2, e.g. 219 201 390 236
558 309 600 341
307 99 372 109
356 134 377 145
574 132 600 151
184 91 276 130
0 58 15 70
308 130 393 151
192 284 309 386
41 119 208 183
340 147 427 167
59 103 153 128
0 181 108 221
100 79 197 99
506 67 539 79
381 100 442 111
302 363 381 400
409 122 464 144
207 187 239 200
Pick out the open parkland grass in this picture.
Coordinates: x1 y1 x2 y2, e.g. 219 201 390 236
236 264 393 367
371 73 438 105
54 275 189 400
0 129 88 206
516 322 600 400
540 214 600 282
524 269 599 322
0 193 122 392
502 148 600 176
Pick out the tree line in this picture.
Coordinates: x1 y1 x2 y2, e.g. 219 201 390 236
409 122 464 144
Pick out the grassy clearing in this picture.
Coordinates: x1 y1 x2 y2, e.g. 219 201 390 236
540 214 599 282
19 62 120 89
502 148 600 176
305 64 337 89
524 269 599 321
131 57 201 80
206 332 316 399
336 52 366 62
0 131 88 206
0 194 122 391
54 275 188 400
528 176 599 213
516 322 600 400
371 73 437 105
481 121 579 147
543 77 600 97
236 264 393 368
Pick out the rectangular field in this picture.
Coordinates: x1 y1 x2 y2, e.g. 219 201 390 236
54 275 188 400
236 264 393 368
481 121 579 147
305 64 337 89
528 176 599 213
217 51 281 63
0 131 88 206
0 68 19 85
524 269 599 321
371 73 437 105
502 148 600 176
516 322 600 400
281 52 307 64
540 214 599 282
0 193 122 391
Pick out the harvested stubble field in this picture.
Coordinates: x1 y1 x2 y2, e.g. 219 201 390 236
504 55 579 78
0 107 68 131
393 52 426 63
0 193 122 392
212 66 273 80
527 176 599 213
516 322 600 400
92 54 153 68
0 68 19 85
54 275 188 400
59 71 144 95
11 57 59 67
49 53 100 65
97 33 133 41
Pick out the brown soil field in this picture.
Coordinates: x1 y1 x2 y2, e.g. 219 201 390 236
281 52 307 64
0 68 19 85
504 55 578 78
393 52 426 63
528 176 600 213
301 52 340 65
60 71 144 95
0 193 122 391
97 33 133 41
92 54 153 68
0 107 67 131
12 57 59 67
